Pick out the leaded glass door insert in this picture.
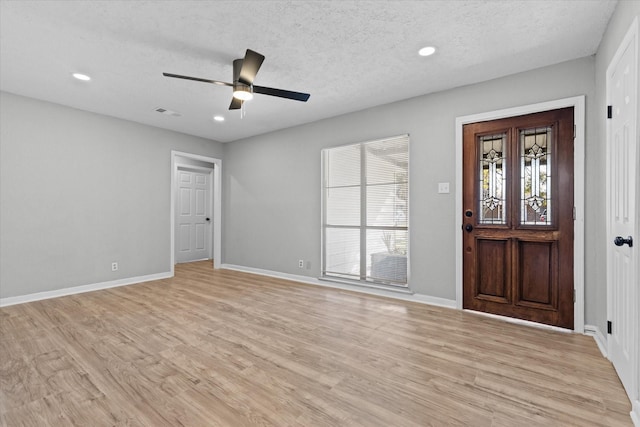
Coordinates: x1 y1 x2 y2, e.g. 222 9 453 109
479 133 507 225
521 126 552 225
462 108 575 329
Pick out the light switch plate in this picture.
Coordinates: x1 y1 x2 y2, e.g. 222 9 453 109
438 182 450 194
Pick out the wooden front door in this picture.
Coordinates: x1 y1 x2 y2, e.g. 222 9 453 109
463 108 574 329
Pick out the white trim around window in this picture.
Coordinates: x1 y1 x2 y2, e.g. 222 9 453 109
321 134 410 289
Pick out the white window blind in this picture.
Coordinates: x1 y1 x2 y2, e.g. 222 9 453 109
322 135 409 286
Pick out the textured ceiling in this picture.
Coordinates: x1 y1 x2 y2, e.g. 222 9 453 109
0 1 617 143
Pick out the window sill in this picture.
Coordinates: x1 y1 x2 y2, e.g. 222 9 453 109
318 276 412 294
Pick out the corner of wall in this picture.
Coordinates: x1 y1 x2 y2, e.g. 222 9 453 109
584 324 608 357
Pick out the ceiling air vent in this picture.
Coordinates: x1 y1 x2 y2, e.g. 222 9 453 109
153 107 181 117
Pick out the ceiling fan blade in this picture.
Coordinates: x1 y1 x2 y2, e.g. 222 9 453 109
253 85 310 102
229 97 242 110
238 49 265 85
163 73 232 87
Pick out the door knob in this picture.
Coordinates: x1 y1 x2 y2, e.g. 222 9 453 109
614 236 633 247
464 224 473 232
205 218 211 221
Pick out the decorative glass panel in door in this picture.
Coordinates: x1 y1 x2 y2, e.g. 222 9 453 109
520 126 552 225
478 133 507 225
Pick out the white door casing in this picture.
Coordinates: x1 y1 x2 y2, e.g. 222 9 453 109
175 167 212 263
606 16 639 417
455 96 586 332
170 151 222 274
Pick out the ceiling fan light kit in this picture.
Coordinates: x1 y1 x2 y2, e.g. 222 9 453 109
163 49 310 112
232 85 253 101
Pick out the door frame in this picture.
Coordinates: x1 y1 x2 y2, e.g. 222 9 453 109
170 150 222 274
455 96 586 332
605 16 639 424
175 165 214 263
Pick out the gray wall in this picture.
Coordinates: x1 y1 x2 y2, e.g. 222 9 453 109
592 1 640 334
0 91 224 298
223 56 597 315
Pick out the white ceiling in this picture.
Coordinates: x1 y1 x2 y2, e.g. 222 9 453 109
0 0 617 143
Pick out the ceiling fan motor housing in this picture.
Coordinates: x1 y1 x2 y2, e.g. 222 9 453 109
232 58 252 100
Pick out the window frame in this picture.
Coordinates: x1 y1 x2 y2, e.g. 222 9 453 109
321 135 410 288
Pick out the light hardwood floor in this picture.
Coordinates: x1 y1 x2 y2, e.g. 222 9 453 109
0 261 632 426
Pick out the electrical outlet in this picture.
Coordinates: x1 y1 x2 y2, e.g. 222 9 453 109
438 182 450 194
298 259 304 268
111 262 118 271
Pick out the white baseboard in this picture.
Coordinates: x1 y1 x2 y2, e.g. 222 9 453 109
220 263 457 309
632 400 640 427
584 324 608 358
0 271 173 307
405 292 459 309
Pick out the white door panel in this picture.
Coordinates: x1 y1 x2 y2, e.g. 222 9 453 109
178 224 190 251
607 18 638 407
195 223 206 250
180 188 191 214
176 169 212 263
195 188 206 215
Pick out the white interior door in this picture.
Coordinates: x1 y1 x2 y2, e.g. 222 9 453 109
175 168 212 263
606 18 638 406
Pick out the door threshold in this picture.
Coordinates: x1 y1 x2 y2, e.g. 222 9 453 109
176 258 211 264
463 309 573 334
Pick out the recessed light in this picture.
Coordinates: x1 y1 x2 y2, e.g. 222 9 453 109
72 72 91 81
213 115 225 122
418 46 436 57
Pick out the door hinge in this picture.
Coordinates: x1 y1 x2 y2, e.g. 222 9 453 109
607 105 613 119
607 320 612 334
573 124 576 139
573 289 576 303
573 206 576 220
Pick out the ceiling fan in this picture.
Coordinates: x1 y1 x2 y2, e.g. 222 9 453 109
163 49 310 110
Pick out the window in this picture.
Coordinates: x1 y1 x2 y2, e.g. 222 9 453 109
322 135 409 287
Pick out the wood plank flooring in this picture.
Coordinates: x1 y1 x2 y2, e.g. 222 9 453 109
0 261 632 426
